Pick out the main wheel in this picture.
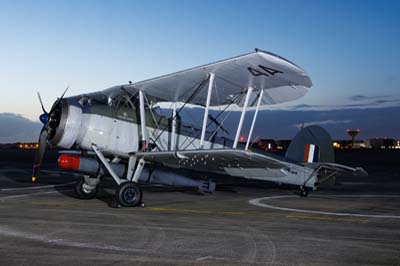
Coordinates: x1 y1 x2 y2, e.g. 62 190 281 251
299 186 309 197
117 181 143 207
75 178 98 199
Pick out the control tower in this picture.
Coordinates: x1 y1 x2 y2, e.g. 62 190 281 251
346 129 360 148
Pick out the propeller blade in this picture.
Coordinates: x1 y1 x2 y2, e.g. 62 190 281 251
60 85 69 99
49 86 69 116
32 128 48 182
37 91 48 114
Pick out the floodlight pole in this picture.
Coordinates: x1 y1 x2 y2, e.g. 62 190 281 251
245 89 263 150
139 90 148 151
233 87 253 149
200 73 215 149
171 102 177 150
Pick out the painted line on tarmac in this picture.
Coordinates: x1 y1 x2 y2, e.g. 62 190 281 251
0 189 73 201
147 207 245 215
0 225 142 253
286 214 368 223
249 195 400 219
0 182 76 192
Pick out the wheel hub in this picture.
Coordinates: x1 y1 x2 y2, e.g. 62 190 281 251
82 183 94 194
124 188 137 203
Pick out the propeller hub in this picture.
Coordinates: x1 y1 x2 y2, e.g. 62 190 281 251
39 113 49 125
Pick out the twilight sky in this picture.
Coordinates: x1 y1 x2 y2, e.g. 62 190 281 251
0 0 399 141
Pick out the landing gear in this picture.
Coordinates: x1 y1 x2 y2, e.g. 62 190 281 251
116 181 143 207
75 178 98 199
299 186 309 197
91 144 145 208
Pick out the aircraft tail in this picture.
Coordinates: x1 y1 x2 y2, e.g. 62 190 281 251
285 125 334 164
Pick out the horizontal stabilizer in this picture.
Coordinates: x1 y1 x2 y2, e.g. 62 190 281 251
315 163 368 177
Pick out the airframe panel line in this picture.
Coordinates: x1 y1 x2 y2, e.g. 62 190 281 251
248 195 400 219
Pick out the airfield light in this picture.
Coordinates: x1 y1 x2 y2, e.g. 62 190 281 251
333 142 341 149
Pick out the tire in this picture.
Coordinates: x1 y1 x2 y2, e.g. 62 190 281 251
117 181 143 207
75 178 98 200
299 186 309 197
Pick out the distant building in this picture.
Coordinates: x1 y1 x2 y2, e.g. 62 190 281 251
276 140 291 151
256 139 277 151
365 138 400 149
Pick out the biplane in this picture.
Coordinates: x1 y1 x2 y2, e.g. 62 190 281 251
32 49 367 207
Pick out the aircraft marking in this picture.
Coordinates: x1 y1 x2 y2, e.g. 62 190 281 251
248 65 283 77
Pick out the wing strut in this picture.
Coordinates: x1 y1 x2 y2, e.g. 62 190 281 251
139 90 148 151
245 89 264 150
171 102 177 150
233 87 253 148
200 73 215 148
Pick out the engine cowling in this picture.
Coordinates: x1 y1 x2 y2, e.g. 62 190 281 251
48 101 83 149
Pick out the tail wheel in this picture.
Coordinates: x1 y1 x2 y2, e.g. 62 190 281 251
75 178 98 199
117 181 143 207
299 186 309 197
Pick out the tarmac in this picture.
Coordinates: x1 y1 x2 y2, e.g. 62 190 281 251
0 149 400 266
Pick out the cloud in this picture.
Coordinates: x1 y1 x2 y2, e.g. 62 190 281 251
220 106 400 139
349 95 367 101
0 113 41 143
348 94 392 102
293 119 352 129
284 96 400 111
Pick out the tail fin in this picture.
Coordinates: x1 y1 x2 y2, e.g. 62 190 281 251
286 125 334 163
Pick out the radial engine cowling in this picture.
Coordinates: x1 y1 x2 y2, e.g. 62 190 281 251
48 100 82 149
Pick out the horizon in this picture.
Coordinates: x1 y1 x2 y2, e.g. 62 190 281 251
0 0 399 140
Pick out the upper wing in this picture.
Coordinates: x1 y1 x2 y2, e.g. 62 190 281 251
134 148 287 177
97 49 312 107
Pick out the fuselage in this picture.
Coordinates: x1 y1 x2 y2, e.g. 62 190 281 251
47 96 227 158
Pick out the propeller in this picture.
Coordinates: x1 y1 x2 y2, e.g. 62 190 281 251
37 92 48 114
32 128 48 182
32 86 69 182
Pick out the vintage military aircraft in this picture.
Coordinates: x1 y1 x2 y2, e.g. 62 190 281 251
32 49 367 207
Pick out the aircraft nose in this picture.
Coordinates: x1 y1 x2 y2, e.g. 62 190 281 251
39 113 49 125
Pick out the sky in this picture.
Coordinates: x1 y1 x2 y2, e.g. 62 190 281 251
0 0 399 141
